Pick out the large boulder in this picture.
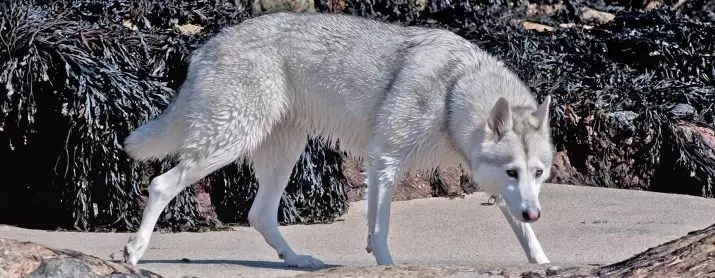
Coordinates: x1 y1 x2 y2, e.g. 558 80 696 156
596 223 715 277
0 238 162 278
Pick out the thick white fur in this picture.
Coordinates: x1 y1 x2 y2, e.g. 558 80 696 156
122 12 554 268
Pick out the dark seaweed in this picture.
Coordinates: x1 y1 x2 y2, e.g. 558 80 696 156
1 0 713 232
0 0 348 232
414 3 715 196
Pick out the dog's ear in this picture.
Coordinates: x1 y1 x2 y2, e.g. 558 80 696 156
534 95 551 129
487 97 513 138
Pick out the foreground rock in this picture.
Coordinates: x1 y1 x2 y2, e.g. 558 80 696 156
0 238 162 278
1 222 713 277
596 222 715 277
297 223 715 277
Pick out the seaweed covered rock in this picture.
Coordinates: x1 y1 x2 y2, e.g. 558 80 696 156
0 0 348 232
391 1 714 197
507 8 715 196
597 222 715 277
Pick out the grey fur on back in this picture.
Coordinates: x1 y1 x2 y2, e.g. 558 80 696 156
125 11 546 174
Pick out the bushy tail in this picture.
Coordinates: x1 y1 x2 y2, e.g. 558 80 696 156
123 105 183 161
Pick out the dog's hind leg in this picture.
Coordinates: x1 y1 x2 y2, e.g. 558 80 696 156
123 151 239 265
496 195 550 264
247 125 324 268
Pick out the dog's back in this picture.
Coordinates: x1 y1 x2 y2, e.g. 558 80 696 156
195 12 479 118
126 12 488 161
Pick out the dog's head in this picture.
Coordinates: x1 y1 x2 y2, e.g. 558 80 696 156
470 95 554 223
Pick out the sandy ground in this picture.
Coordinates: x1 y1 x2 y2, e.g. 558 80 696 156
2 183 714 278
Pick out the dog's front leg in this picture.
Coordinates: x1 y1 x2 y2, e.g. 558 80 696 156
497 196 550 264
365 156 400 265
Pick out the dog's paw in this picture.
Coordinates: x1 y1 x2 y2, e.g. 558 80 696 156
283 254 325 268
123 236 148 266
374 253 394 265
371 246 394 265
528 254 550 264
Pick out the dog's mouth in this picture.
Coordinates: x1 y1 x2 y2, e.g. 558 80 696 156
520 218 539 223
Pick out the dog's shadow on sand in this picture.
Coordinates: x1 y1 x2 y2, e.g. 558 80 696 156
121 259 341 272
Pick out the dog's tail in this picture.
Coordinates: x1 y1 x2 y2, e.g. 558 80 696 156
123 102 184 161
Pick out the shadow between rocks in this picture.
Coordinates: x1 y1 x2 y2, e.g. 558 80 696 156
124 259 342 272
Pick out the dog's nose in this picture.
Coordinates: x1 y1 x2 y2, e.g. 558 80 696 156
522 210 540 222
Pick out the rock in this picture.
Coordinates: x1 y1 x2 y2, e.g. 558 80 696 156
607 111 639 133
342 156 368 202
413 0 427 12
545 266 562 276
326 0 348 12
341 156 472 202
558 23 594 30
122 20 138 31
597 223 715 277
28 258 101 278
176 24 203 36
521 271 543 278
676 123 715 150
580 7 616 24
526 4 563 17
668 103 697 118
0 238 163 278
513 20 555 32
194 180 218 224
547 150 580 185
644 0 664 11
253 0 316 14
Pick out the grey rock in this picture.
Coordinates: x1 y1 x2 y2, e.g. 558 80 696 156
607 110 639 132
105 273 159 278
27 257 157 278
28 258 101 278
545 265 563 276
668 103 696 118
521 271 544 278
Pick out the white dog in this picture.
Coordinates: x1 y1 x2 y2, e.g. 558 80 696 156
122 12 554 268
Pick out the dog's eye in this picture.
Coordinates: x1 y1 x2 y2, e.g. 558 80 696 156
506 169 518 178
535 169 543 178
